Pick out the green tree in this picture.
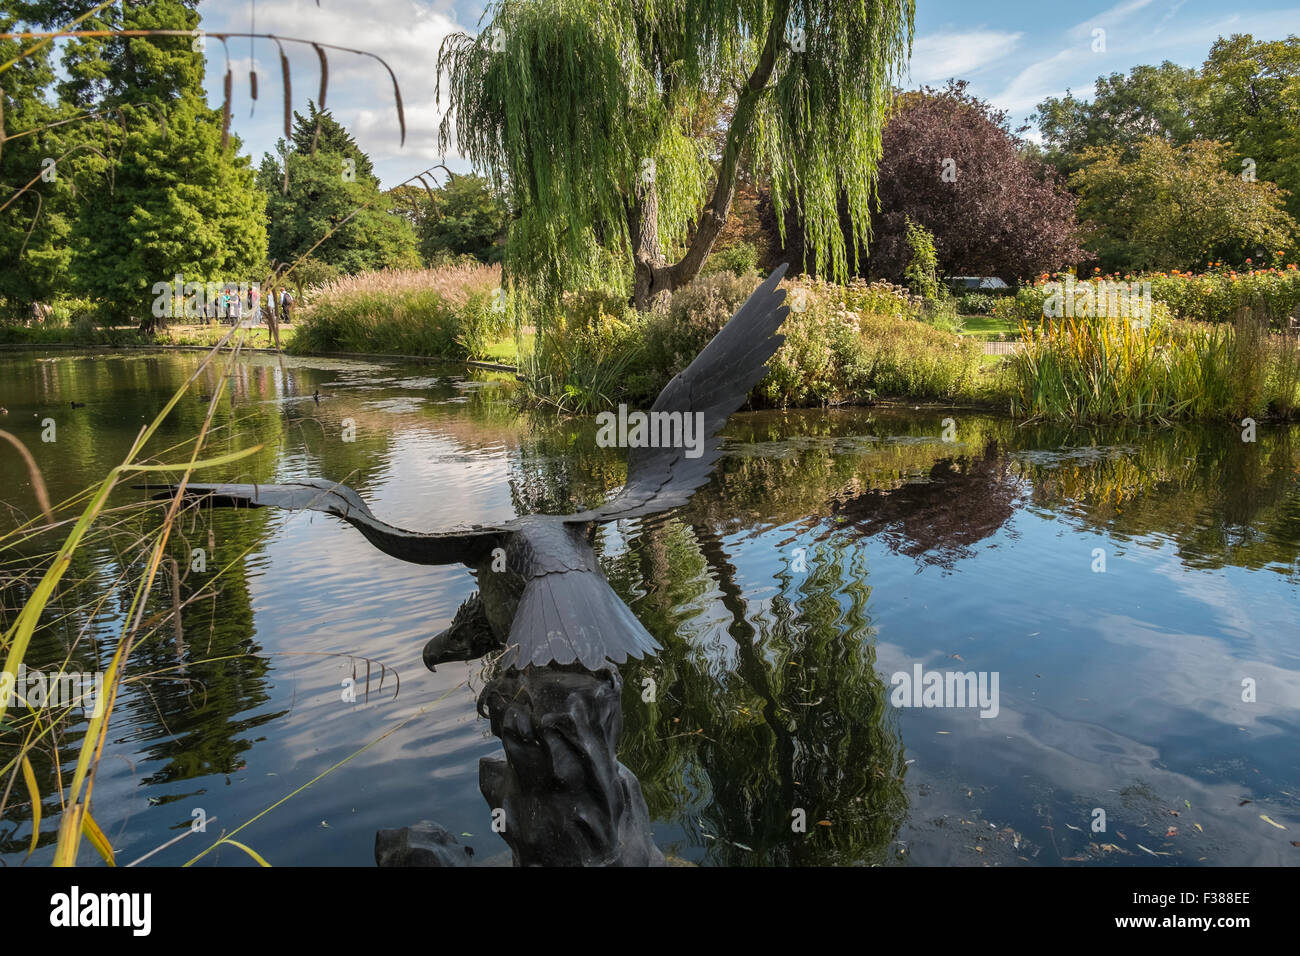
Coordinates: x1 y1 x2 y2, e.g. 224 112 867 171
19 0 267 322
1033 62 1208 176
438 0 915 310
0 6 78 316
1034 35 1300 227
1070 138 1297 272
289 101 377 182
419 174 507 264
258 107 419 275
1199 35 1300 223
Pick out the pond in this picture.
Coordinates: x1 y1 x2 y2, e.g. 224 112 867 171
1 349 1298 866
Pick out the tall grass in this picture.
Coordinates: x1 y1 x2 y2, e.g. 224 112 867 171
0 330 265 865
289 264 512 360
1010 306 1300 422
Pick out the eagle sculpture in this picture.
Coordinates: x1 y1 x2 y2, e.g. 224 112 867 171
148 265 791 672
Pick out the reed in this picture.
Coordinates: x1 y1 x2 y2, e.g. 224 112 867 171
1009 307 1300 422
0 330 267 865
289 264 512 360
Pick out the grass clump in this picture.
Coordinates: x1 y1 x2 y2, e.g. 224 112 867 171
289 264 511 360
1010 304 1300 422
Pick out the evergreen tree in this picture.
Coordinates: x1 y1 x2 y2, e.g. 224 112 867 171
289 103 376 183
258 106 419 275
0 5 78 316
15 0 266 322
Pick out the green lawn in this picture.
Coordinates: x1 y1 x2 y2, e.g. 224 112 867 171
959 313 1020 339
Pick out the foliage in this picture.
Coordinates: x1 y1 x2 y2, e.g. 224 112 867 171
703 240 760 277
873 83 1088 283
1146 262 1300 326
420 174 508 265
437 0 916 307
288 265 509 360
956 292 997 315
1069 138 1297 274
901 217 940 300
1032 62 1208 176
283 256 341 297
0 10 76 314
289 102 377 180
773 82 1087 284
528 271 990 410
758 275 983 405
1009 308 1300 422
1199 35 1300 224
8 1 268 324
1001 265 1300 331
525 298 646 412
1035 35 1300 225
257 107 420 276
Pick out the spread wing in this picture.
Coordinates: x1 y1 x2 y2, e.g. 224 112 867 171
505 570 660 670
567 263 790 524
141 479 510 566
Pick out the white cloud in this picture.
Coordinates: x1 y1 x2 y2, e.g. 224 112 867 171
1067 0 1157 39
990 48 1080 115
207 0 468 185
907 30 1023 85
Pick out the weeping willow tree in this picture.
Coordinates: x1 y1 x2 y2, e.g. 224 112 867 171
438 0 914 311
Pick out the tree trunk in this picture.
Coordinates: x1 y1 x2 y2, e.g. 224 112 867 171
630 181 674 311
630 0 790 312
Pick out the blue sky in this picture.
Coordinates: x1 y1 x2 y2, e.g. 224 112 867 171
191 0 1300 187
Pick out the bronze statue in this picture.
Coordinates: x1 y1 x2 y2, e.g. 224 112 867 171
147 265 791 865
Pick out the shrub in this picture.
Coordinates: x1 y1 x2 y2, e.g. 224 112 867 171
702 241 760 277
525 291 645 412
957 292 996 315
289 264 509 359
902 218 941 301
1004 265 1300 329
623 272 984 408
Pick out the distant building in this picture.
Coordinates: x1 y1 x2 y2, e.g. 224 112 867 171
947 276 1011 292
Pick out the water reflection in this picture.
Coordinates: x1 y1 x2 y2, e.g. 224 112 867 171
1 351 1297 866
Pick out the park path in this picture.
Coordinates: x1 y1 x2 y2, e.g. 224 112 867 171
981 340 1023 355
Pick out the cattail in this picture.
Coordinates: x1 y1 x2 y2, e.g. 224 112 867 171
279 48 292 138
221 68 232 149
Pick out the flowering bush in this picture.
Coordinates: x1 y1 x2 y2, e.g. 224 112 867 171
1148 263 1300 326
617 272 983 407
998 261 1300 328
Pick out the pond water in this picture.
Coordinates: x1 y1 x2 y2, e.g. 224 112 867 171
1 349 1297 866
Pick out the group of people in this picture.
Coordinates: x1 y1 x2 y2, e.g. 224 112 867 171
204 287 294 327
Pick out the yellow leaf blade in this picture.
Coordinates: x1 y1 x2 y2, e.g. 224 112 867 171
218 838 271 867
82 809 116 866
20 754 40 858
